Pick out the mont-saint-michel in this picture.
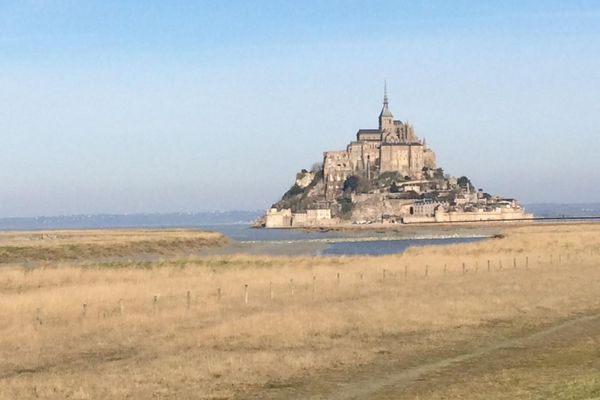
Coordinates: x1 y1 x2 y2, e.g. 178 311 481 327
262 88 533 228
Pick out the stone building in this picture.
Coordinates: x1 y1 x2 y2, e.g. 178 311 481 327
265 207 335 228
324 86 436 200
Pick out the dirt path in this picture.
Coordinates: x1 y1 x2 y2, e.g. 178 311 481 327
254 311 600 399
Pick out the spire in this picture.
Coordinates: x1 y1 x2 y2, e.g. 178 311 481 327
379 80 393 119
384 80 388 105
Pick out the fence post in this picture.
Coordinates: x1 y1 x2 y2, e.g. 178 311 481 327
82 303 87 319
487 260 490 272
462 262 466 275
513 258 517 269
336 272 340 287
244 284 248 305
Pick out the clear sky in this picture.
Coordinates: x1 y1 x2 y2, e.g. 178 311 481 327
1 1 600 217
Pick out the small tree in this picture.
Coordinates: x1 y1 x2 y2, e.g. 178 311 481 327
457 176 472 189
339 198 353 218
343 176 360 193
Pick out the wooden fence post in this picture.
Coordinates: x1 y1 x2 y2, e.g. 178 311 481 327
462 262 466 275
244 284 248 305
336 273 340 287
82 303 87 319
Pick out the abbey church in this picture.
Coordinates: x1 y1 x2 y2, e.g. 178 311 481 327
262 86 531 228
323 87 436 200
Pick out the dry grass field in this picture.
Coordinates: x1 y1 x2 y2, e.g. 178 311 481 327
0 223 599 399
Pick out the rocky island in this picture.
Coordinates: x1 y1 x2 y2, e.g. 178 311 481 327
261 87 532 228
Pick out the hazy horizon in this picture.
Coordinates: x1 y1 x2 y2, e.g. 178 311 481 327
2 1 600 218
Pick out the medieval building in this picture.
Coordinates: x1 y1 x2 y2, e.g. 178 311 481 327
262 86 532 228
323 86 436 200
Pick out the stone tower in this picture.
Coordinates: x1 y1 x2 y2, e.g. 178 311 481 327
378 82 394 133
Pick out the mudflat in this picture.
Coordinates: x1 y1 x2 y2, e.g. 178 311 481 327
0 223 599 399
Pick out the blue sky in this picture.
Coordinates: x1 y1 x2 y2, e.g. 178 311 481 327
1 1 600 217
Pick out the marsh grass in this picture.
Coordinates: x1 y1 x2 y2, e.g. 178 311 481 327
0 229 228 263
0 224 599 399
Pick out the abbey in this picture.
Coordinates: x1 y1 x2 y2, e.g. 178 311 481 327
261 86 532 228
323 86 436 200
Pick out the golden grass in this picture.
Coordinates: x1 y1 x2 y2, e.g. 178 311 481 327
0 223 599 399
0 229 228 263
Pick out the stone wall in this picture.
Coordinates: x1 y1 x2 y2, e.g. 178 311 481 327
265 208 292 228
403 207 534 224
379 144 425 178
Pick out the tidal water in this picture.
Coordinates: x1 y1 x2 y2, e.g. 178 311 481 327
7 203 600 256
320 237 481 256
200 224 486 256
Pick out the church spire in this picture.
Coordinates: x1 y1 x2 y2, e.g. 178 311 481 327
379 80 393 119
384 80 388 106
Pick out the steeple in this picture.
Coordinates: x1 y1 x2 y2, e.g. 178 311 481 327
379 81 393 119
